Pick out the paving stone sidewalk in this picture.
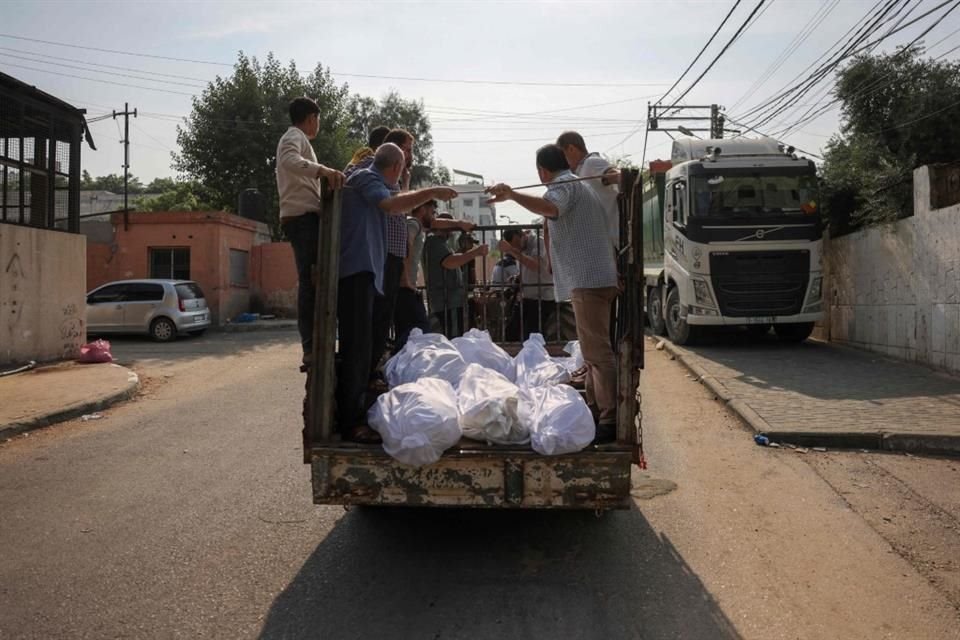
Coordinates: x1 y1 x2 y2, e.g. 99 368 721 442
662 336 960 455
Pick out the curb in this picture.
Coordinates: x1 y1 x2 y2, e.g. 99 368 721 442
657 338 960 457
219 321 298 333
0 367 140 441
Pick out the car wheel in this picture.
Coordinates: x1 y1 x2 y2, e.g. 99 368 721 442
647 286 667 336
774 322 815 343
665 287 698 346
150 317 177 342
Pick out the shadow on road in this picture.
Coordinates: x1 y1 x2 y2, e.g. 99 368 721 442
258 506 741 640
674 330 960 404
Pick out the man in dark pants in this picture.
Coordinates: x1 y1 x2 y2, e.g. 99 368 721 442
338 143 458 442
423 213 489 338
275 97 345 368
369 129 417 383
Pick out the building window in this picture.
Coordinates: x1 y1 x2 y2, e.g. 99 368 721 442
149 247 190 280
462 198 475 208
229 249 249 287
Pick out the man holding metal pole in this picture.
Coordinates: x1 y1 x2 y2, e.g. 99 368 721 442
485 144 619 443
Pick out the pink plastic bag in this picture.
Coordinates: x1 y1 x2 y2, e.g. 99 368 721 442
78 339 114 364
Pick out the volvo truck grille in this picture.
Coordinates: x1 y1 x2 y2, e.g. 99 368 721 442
709 250 809 317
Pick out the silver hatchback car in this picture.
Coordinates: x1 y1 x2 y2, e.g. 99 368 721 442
86 279 211 341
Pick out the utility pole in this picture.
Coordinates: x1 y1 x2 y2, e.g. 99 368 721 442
710 104 725 139
112 103 137 230
647 103 725 140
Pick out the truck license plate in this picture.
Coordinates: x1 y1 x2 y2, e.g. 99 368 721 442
745 316 776 324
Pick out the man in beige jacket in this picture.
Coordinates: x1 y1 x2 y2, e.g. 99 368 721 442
275 97 345 370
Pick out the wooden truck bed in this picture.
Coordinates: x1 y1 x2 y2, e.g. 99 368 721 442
303 170 645 511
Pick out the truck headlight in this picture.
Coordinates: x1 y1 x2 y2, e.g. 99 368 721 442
692 278 716 307
808 276 822 303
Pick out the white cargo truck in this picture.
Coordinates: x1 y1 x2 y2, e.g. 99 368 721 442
642 137 824 344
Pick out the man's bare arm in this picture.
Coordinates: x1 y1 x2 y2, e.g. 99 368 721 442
441 245 489 270
485 184 558 219
380 187 459 216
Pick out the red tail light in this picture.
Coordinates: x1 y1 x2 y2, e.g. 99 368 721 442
178 297 186 312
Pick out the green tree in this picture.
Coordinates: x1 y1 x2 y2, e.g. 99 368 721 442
821 46 960 229
174 52 355 234
80 171 145 194
347 91 449 186
135 180 214 212
145 177 177 193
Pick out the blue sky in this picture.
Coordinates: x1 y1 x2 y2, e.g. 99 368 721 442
3 0 958 221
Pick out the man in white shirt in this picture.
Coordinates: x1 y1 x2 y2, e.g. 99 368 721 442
275 97 346 370
556 131 620 250
558 131 622 352
498 229 555 340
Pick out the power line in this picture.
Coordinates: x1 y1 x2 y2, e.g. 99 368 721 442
730 0 841 111
131 121 176 153
722 115 825 159
0 61 196 96
655 0 743 105
733 0 907 125
0 52 209 88
0 45 213 83
0 33 232 66
774 25 960 138
768 0 960 137
0 32 668 88
737 0 956 131
735 0 909 131
664 0 770 110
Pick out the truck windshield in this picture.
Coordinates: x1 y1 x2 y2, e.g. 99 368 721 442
691 173 818 217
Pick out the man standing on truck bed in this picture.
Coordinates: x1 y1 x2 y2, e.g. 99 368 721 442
368 129 417 389
556 131 620 251
395 200 476 351
557 130 622 351
423 213 489 338
338 143 458 443
485 144 619 442
275 97 346 371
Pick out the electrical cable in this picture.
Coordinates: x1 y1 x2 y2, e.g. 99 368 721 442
655 0 743 106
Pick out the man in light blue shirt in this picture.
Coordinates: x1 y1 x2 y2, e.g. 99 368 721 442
337 143 457 443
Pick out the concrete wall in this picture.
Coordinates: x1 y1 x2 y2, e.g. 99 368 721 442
250 242 297 317
83 211 270 325
825 165 960 374
1 223 86 366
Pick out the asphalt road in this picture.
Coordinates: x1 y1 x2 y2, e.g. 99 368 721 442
0 330 958 639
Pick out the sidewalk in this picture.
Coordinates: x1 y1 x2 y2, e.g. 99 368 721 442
0 362 140 439
661 336 960 456
219 319 298 333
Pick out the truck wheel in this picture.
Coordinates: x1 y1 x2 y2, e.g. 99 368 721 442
647 286 667 336
150 317 177 342
774 322 814 343
665 287 698 345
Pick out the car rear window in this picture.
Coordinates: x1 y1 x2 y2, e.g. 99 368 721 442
175 283 205 300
